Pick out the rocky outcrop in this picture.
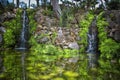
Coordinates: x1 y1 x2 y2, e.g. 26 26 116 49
105 10 120 42
0 11 16 23
0 10 15 47
34 25 80 49
34 9 80 49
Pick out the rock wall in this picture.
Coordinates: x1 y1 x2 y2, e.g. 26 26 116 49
34 9 80 50
0 11 16 46
34 9 120 50
105 10 120 42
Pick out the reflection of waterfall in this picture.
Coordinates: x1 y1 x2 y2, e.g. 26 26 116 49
86 17 99 68
21 52 26 80
17 9 29 50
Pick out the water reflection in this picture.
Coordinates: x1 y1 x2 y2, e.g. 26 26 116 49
0 50 27 80
21 52 26 80
0 50 120 80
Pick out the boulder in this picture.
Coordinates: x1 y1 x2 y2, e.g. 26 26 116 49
105 10 120 42
68 42 79 50
114 30 120 42
40 37 49 43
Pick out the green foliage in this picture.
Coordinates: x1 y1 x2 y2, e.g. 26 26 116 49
3 29 15 47
1 50 22 79
96 12 120 80
42 9 53 17
79 12 94 53
3 9 22 48
27 9 37 47
97 12 120 59
60 7 75 27
30 43 78 56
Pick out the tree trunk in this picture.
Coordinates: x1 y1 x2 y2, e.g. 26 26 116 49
29 0 31 8
51 0 61 19
36 0 39 7
16 0 19 8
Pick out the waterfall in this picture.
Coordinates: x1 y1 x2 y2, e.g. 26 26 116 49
86 17 99 68
14 9 29 80
16 9 29 50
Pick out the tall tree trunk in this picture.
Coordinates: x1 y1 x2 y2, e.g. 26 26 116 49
16 0 19 8
36 0 39 7
51 0 61 19
29 0 31 8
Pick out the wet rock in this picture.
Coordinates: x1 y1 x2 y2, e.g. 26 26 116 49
68 42 79 50
105 10 120 42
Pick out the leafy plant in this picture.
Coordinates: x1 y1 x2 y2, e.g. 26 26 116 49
79 12 94 53
3 9 22 48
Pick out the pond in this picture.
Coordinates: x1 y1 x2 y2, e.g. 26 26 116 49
0 49 120 80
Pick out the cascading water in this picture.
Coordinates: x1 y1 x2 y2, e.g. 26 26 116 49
86 17 99 68
16 8 29 50
15 8 29 80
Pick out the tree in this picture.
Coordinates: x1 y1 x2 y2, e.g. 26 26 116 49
28 0 31 8
16 0 19 8
51 0 61 19
36 0 39 7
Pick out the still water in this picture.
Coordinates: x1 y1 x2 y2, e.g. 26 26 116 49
0 49 120 80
